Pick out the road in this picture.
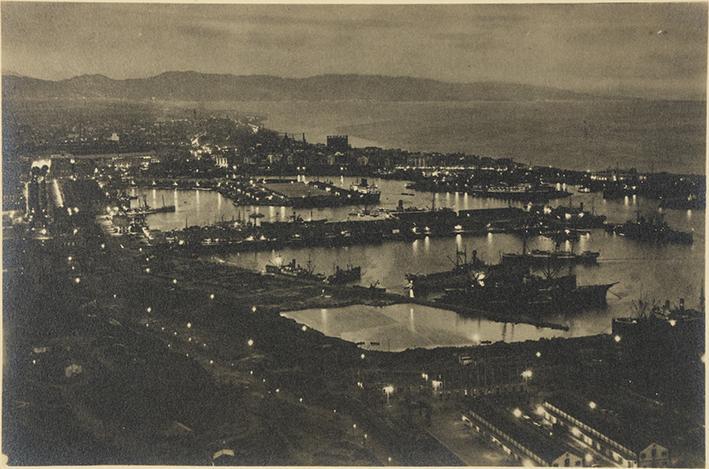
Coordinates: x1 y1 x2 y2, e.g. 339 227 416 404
426 403 515 466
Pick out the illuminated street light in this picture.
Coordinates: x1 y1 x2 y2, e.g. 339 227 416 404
172 278 178 284
521 369 533 380
614 335 622 343
74 277 81 284
360 353 366 360
209 293 215 300
251 306 257 313
301 325 308 332
535 351 542 358
383 385 394 405
512 408 523 418
146 307 152 313
589 401 597 410
247 339 254 347
186 322 192 329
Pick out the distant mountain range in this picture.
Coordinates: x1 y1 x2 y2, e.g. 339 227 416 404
2 71 601 102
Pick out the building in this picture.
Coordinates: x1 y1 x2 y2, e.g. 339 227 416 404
611 300 704 353
462 399 584 466
611 300 704 409
214 156 228 168
541 393 670 467
326 135 349 152
111 214 131 234
49 151 158 176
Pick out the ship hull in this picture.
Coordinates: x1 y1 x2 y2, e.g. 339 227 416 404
501 252 599 267
439 281 615 315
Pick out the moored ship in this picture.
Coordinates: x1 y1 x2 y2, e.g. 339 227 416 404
439 264 615 315
605 214 693 244
406 247 486 293
501 249 599 267
265 257 326 282
327 264 362 285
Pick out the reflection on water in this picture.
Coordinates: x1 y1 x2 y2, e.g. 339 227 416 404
133 178 517 231
135 178 704 339
222 230 702 336
282 303 568 352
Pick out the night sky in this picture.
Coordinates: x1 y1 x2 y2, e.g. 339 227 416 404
2 2 706 100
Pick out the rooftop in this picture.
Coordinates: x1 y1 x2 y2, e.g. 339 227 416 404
545 390 669 453
466 398 575 464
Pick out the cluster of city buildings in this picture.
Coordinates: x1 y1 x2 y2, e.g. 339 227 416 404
463 390 675 468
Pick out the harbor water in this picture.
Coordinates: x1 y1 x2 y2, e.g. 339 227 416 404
134 177 704 347
282 303 569 352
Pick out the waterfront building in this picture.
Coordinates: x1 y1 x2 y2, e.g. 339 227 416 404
462 399 583 466
326 135 349 152
611 299 704 409
49 151 158 176
541 393 670 467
